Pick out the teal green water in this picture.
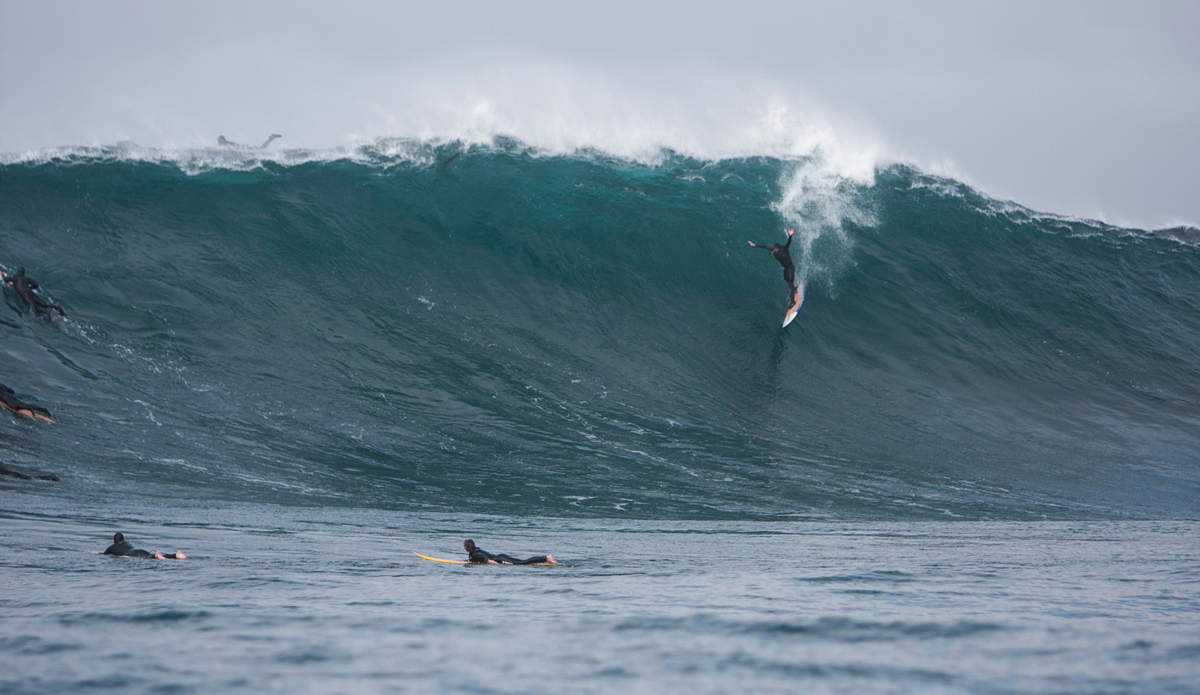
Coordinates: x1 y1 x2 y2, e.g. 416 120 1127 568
2 141 1197 518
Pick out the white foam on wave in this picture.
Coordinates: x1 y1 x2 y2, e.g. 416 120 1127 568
1 65 895 273
0 139 437 175
0 66 885 178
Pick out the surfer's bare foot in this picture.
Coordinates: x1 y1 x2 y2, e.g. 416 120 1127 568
545 555 558 565
172 551 186 560
153 551 165 559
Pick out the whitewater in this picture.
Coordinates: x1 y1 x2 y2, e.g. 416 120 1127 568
2 131 1198 694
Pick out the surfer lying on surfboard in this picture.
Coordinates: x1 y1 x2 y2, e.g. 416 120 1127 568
749 228 805 326
2 267 65 318
103 533 186 560
464 539 557 565
1 382 55 423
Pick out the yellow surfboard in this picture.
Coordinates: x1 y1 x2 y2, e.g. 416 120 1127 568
412 551 468 564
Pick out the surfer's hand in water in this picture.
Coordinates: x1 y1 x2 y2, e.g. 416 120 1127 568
787 228 795 237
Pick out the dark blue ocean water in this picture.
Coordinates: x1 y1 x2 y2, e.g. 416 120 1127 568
2 494 1199 695
2 139 1199 693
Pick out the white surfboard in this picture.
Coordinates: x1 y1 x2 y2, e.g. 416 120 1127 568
782 282 805 327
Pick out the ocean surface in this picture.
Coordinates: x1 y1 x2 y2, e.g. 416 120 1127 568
2 139 1199 693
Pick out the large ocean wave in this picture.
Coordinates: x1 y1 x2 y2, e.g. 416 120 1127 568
1 139 1197 519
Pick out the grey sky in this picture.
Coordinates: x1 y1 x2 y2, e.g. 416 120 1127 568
2 0 1197 227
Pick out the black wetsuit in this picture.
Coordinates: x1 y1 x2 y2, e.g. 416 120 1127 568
103 533 182 559
466 546 551 565
752 235 797 290
0 462 59 481
104 540 155 558
3 268 64 317
0 383 54 420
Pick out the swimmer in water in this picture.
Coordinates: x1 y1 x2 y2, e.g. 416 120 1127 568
103 533 186 560
2 267 64 318
0 382 55 423
463 539 557 565
748 228 798 298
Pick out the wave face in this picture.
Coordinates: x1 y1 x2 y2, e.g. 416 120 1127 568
2 141 1198 519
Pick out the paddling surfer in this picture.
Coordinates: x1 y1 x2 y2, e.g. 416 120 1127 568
2 267 64 318
103 533 186 560
0 382 55 423
463 539 557 565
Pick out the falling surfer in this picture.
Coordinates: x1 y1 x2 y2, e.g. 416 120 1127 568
748 228 805 326
218 134 282 148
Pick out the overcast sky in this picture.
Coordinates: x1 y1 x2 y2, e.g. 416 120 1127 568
2 0 1197 227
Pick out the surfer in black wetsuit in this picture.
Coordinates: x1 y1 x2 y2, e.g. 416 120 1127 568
103 533 186 560
748 228 798 294
463 539 557 565
2 267 64 318
0 462 59 481
0 382 55 423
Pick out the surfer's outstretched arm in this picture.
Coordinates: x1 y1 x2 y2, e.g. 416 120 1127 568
261 134 282 148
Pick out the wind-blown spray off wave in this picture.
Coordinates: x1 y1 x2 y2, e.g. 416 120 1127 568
1 138 1197 519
